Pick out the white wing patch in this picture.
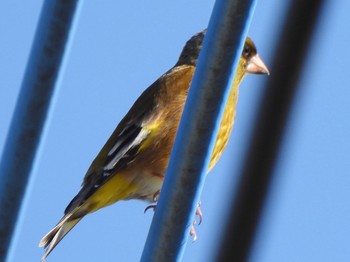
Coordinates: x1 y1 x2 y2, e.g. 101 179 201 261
104 128 150 172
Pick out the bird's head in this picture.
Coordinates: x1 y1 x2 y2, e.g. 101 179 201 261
176 29 269 76
240 37 269 75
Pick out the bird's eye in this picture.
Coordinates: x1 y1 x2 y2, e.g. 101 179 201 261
242 45 251 58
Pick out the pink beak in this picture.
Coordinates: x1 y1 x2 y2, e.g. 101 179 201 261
246 54 270 75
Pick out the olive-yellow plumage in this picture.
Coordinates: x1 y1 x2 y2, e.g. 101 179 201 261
39 30 269 261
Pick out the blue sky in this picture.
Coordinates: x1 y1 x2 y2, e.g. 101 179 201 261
1 1 350 261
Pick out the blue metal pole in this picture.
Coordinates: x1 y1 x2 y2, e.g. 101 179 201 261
141 0 257 261
0 1 81 261
217 1 325 261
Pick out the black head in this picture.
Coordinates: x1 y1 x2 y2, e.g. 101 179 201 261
175 30 269 75
175 29 207 67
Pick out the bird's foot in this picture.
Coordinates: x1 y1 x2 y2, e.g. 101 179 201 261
195 201 202 225
190 225 198 241
190 202 203 241
144 190 161 213
144 200 203 241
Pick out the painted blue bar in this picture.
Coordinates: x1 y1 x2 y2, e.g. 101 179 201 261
217 0 325 260
0 1 81 261
141 0 257 261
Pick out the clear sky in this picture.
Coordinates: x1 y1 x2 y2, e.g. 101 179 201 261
1 1 350 262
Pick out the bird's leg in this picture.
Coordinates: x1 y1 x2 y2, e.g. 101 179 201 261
144 190 161 213
152 190 161 202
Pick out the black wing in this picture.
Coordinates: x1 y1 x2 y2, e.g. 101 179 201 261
64 119 150 215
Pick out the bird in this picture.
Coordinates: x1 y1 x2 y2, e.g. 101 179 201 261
39 29 269 261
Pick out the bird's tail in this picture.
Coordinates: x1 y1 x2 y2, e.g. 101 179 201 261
39 214 81 262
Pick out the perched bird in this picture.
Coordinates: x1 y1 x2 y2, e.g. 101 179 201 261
39 29 269 261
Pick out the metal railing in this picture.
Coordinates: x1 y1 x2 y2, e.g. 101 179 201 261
0 1 82 261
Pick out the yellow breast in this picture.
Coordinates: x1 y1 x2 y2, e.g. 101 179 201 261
209 82 239 171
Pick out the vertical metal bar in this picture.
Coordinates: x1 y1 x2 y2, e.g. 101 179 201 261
0 1 81 261
216 0 325 261
141 0 257 261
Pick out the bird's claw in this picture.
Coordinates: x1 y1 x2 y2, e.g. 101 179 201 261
144 204 156 213
190 202 203 241
190 225 198 241
195 201 203 225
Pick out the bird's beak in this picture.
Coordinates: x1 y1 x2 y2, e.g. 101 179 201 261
246 54 270 75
